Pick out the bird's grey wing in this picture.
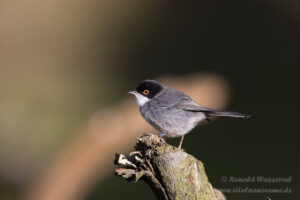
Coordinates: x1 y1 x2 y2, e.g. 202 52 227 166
174 98 212 112
154 88 250 118
155 88 212 112
169 95 250 118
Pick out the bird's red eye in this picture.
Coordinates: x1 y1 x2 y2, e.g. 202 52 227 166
143 89 150 95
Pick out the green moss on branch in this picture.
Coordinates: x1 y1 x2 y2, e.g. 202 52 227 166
115 134 226 200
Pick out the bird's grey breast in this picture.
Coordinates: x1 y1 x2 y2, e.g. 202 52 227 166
139 88 206 137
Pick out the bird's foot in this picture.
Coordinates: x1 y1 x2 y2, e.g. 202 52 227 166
177 135 185 150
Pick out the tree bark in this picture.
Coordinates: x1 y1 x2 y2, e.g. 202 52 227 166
115 134 226 200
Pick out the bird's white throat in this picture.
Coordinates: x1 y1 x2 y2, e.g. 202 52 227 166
134 93 150 106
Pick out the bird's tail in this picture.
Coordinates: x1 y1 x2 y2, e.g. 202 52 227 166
207 111 251 118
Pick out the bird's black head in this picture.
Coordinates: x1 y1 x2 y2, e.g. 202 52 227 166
136 80 163 99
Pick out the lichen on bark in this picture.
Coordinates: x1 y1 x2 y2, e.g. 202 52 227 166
115 134 226 200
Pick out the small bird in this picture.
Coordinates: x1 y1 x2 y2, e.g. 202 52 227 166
129 80 250 149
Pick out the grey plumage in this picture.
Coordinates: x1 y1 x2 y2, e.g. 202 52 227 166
129 80 250 147
139 88 206 138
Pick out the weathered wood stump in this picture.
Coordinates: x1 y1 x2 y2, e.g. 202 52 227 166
115 134 226 200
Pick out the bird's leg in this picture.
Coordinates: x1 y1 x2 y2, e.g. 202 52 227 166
178 135 184 149
158 133 165 138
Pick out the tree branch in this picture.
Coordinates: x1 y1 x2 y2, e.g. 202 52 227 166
115 134 226 200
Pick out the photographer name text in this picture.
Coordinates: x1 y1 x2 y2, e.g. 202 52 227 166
221 176 292 183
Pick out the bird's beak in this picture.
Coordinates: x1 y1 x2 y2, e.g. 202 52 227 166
128 91 137 95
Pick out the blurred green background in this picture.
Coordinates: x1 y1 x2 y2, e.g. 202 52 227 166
0 1 299 200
